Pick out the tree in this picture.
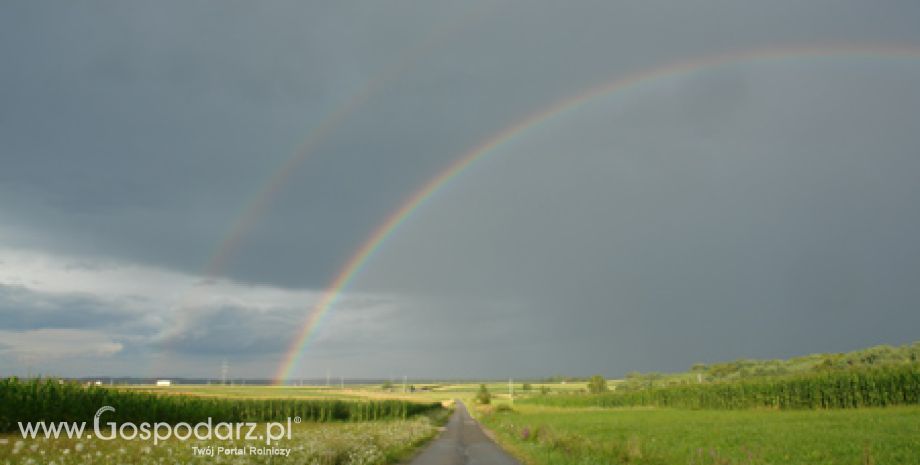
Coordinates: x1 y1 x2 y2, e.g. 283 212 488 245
382 381 393 391
476 384 492 404
522 383 532 392
587 374 608 394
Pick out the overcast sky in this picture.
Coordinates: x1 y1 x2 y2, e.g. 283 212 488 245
1 1 919 380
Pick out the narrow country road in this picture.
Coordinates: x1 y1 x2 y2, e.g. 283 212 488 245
407 401 522 465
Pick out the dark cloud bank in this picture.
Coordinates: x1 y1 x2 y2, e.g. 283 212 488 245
1 0 919 378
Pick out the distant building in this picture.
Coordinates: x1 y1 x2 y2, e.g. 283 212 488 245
156 380 172 387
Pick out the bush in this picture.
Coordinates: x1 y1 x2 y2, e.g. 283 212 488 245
476 384 492 405
587 375 608 394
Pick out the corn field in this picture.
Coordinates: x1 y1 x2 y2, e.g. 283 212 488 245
0 378 442 432
526 365 920 410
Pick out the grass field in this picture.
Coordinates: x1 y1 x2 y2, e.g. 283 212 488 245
476 404 920 465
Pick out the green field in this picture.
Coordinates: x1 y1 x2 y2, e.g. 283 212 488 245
464 358 920 465
0 416 443 465
0 378 449 465
477 404 920 465
117 381 591 404
1 379 442 430
524 366 920 410
617 342 920 390
5 345 920 465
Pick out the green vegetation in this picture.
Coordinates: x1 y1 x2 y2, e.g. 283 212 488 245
7 342 919 464
620 341 920 390
527 365 920 410
475 384 492 405
0 378 442 432
0 416 443 465
586 374 608 394
119 384 370 399
472 343 920 465
479 404 920 465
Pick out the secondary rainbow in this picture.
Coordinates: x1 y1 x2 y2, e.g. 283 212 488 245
275 43 920 383
197 5 494 280
147 9 493 376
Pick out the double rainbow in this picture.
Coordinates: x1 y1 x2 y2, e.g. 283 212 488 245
272 43 920 383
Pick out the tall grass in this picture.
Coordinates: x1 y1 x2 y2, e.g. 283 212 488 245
526 365 920 410
0 378 442 432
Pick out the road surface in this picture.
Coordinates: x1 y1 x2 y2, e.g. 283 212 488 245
407 401 522 465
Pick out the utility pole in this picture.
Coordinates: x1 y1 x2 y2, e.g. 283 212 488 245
221 360 229 385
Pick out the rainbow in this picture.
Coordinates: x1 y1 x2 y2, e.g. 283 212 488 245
148 6 494 375
196 4 497 281
274 43 920 383
199 6 493 281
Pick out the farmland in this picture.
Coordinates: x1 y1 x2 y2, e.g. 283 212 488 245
466 348 920 465
4 344 920 464
525 365 920 410
477 404 920 465
0 416 442 465
0 378 442 430
116 381 590 404
0 378 447 465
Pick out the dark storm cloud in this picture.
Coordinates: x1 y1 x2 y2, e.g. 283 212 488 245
2 0 915 289
155 306 298 356
0 284 148 331
357 58 920 376
1 1 920 377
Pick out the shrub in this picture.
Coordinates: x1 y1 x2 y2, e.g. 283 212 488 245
476 384 492 405
587 375 608 394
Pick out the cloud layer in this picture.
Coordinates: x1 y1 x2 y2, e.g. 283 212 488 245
1 1 919 378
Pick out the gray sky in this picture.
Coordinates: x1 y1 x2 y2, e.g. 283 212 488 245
1 1 919 379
